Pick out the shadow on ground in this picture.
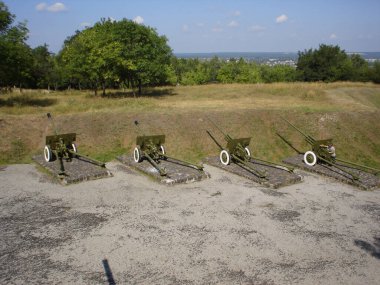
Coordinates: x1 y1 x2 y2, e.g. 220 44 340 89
0 96 57 107
354 237 380 259
102 259 116 285
102 88 177 99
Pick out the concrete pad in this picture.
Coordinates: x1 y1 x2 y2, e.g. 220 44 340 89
33 155 112 185
204 156 302 189
283 154 380 190
117 155 209 185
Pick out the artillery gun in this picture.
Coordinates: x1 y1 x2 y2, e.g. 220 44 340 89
279 117 380 181
132 121 203 176
44 113 105 175
206 117 293 179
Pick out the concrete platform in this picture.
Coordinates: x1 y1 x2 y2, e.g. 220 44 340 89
33 155 112 185
117 155 210 185
204 156 302 189
283 154 380 190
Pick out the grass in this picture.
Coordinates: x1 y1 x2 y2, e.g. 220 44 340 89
1 82 380 169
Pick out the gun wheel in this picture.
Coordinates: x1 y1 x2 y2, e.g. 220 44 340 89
220 150 231 165
133 146 142 163
159 145 166 155
71 143 77 153
44 145 53 162
304 151 317 166
244 147 251 157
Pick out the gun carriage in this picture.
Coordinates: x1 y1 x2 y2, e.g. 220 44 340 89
133 121 203 176
43 113 105 175
279 117 380 181
206 117 293 179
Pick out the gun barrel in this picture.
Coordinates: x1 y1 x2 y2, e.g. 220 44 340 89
281 117 316 145
47 113 59 136
67 149 105 167
206 116 232 142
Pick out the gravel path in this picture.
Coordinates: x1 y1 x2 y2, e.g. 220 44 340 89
0 162 379 285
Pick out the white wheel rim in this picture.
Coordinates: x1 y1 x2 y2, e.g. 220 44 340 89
244 147 251 157
304 151 317 166
44 146 51 162
160 145 165 155
220 150 230 165
133 147 140 162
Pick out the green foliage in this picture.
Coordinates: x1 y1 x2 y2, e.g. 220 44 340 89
369 62 380 84
0 1 32 89
296 44 374 83
59 18 172 95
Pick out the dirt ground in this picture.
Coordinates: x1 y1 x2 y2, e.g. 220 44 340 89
0 162 379 285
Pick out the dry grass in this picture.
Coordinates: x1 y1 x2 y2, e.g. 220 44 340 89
1 82 380 168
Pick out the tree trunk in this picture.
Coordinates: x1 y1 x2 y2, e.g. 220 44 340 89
138 79 142 96
102 82 106 96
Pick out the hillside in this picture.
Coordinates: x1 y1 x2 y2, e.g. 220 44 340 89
0 82 379 168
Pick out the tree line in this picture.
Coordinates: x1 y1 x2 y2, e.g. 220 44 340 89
1 1 380 95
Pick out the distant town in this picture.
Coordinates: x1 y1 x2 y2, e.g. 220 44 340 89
176 52 380 67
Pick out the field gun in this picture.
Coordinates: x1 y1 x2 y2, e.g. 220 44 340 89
44 113 105 175
279 117 380 180
206 117 293 179
132 120 203 176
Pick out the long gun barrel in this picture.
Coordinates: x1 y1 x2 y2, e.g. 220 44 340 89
281 116 316 145
47 113 59 136
206 116 233 142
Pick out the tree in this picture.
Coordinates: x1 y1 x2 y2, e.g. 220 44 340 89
59 18 172 96
261 65 296 83
349 54 369 82
31 44 55 89
297 44 352 82
369 61 380 84
0 1 33 90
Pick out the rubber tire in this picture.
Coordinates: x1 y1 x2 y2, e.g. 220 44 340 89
71 143 77 153
44 145 53 162
304 151 317 166
244 147 251 157
220 150 231 165
160 145 165 155
133 146 142 163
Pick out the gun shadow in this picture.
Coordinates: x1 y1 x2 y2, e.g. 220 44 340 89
354 237 380 259
102 258 116 285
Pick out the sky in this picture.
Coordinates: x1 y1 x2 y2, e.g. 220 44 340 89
4 0 380 54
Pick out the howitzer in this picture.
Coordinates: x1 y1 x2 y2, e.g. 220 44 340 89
44 113 105 175
279 117 380 180
206 117 293 179
132 120 203 176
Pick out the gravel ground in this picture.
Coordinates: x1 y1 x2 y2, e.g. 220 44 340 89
0 162 379 285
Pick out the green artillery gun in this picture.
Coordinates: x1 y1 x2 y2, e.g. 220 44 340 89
279 117 380 180
44 113 105 175
132 120 203 176
206 117 293 179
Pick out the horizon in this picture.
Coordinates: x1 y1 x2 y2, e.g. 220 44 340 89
4 0 380 54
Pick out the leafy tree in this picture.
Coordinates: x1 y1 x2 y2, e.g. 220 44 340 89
261 65 297 83
349 54 369 82
31 44 55 89
297 44 352 82
0 1 33 90
369 61 380 84
60 18 172 95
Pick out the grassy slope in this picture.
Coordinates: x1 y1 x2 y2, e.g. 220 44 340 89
0 82 379 169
